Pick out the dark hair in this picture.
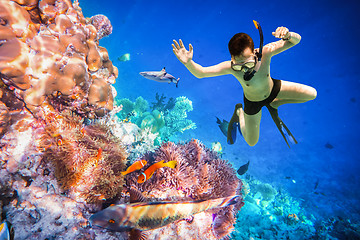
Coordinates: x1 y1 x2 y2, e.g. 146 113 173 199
228 33 254 56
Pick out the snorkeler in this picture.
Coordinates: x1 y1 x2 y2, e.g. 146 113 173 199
172 21 317 147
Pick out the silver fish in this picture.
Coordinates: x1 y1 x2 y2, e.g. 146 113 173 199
139 67 180 87
89 195 240 231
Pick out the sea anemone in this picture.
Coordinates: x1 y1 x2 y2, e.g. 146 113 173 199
38 106 127 205
124 139 244 239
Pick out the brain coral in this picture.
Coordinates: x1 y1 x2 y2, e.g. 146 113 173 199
0 0 117 118
124 140 244 239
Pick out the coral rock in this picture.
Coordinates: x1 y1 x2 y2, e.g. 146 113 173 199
88 78 114 116
90 14 113 40
0 101 10 137
0 0 118 118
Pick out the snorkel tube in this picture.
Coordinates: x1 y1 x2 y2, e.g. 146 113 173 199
244 20 264 81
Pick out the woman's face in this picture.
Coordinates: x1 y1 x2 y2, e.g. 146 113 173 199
231 47 256 72
231 47 254 63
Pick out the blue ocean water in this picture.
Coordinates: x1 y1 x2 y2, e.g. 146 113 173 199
82 0 360 237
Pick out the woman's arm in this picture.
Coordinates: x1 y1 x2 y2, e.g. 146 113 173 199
172 39 231 78
263 27 301 58
184 60 231 78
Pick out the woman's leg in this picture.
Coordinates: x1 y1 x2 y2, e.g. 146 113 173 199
270 80 317 109
238 107 262 146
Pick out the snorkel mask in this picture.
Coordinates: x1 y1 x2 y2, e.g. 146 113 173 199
243 20 263 81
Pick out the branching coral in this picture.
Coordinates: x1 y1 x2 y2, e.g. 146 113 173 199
160 96 196 141
150 92 175 112
124 139 244 239
0 0 117 118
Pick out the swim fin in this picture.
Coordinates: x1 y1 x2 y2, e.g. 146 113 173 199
266 104 297 148
227 103 243 145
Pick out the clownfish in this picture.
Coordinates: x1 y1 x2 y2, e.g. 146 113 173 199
121 160 147 176
137 160 177 183
96 148 103 160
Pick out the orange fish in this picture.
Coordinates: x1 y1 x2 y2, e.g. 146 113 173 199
287 213 299 221
121 160 147 176
80 127 86 136
137 160 177 183
96 148 103 160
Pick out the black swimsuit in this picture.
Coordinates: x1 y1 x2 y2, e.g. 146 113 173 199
243 78 281 115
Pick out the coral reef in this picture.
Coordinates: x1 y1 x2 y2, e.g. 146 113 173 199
0 1 249 239
160 96 196 142
0 103 129 239
101 109 159 161
115 95 196 144
231 175 316 239
123 140 244 239
0 0 117 118
136 109 165 133
150 92 175 112
0 1 127 238
115 96 148 120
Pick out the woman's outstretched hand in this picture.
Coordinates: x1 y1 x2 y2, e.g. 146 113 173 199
172 39 193 65
272 26 290 40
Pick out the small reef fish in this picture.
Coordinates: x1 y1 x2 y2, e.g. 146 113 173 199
0 221 14 240
57 138 63 146
287 213 299 221
285 176 296 184
314 178 319 190
216 117 229 137
118 53 130 62
237 161 250 175
139 67 180 87
211 141 223 155
325 142 334 149
96 148 103 160
89 195 241 231
121 160 147 176
138 160 177 183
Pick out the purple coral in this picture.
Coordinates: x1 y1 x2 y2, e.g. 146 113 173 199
90 14 113 39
